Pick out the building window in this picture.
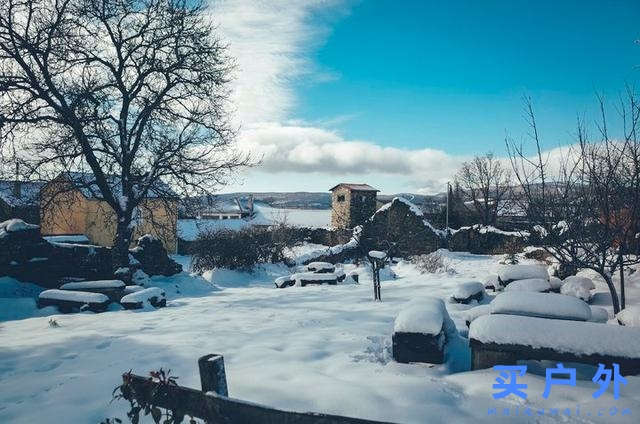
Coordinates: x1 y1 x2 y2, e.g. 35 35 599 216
361 195 366 202
337 195 345 202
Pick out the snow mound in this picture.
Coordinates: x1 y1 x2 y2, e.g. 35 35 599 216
393 296 454 335
589 306 610 323
563 275 596 289
464 304 492 325
504 278 551 293
470 314 640 358
616 305 640 327
123 285 145 295
549 276 563 290
120 287 165 304
497 264 549 282
290 272 338 287
452 281 484 300
39 289 109 303
491 292 592 321
560 276 595 301
307 262 334 272
0 218 39 238
483 274 502 290
59 280 125 290
368 250 387 259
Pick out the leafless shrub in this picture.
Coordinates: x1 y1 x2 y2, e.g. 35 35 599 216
410 251 456 274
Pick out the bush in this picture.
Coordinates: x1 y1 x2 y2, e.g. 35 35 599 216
191 224 300 272
410 251 456 274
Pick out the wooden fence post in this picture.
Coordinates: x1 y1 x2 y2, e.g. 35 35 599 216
198 353 229 397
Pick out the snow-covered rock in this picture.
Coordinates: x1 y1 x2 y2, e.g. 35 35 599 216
589 306 610 323
274 276 294 289
290 272 338 287
0 219 39 238
482 274 502 291
59 280 125 290
38 289 109 303
504 278 551 293
560 276 595 302
131 269 150 286
37 289 110 313
123 285 145 295
491 292 592 321
497 264 549 282
393 297 455 335
368 250 387 260
617 305 640 327
464 304 492 326
120 287 166 309
470 314 640 358
549 276 563 291
392 297 456 364
451 281 485 304
306 262 335 273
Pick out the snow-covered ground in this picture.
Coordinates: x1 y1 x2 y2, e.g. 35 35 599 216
1 250 640 423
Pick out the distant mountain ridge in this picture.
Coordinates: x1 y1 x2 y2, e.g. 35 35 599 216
211 192 446 210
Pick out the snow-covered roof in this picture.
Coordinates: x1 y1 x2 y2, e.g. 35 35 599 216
59 172 177 200
0 180 45 207
329 183 379 192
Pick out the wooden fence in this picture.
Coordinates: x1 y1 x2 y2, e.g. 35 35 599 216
121 353 397 424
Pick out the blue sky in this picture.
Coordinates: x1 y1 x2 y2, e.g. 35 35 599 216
213 0 640 194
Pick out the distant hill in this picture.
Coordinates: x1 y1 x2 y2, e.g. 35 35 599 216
211 192 446 210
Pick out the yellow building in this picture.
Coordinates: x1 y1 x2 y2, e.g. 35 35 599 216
40 172 178 252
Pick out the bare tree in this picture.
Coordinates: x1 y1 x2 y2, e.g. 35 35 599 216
0 0 251 266
507 93 640 314
455 153 512 226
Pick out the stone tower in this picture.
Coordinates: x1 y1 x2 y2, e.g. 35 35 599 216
329 183 379 229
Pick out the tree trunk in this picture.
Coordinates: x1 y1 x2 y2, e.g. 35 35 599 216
113 217 134 270
619 253 626 310
601 272 621 315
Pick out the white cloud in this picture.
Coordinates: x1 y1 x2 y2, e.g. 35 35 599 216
209 0 344 124
237 122 468 193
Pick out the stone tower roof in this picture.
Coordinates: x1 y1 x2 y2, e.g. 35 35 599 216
329 183 379 192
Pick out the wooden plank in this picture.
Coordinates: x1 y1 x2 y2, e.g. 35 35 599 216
123 374 396 424
198 354 228 396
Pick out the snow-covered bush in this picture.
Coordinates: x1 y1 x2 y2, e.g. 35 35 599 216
410 251 456 274
560 276 595 302
616 305 640 327
191 224 301 272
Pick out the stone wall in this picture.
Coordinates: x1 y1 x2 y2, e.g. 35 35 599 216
447 225 528 254
330 186 352 228
361 198 443 257
1 220 181 288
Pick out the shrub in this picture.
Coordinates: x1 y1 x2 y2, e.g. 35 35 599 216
191 224 300 272
410 251 456 274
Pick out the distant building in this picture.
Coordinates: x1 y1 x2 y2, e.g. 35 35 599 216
0 180 45 224
329 183 379 229
40 172 179 252
198 195 254 220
